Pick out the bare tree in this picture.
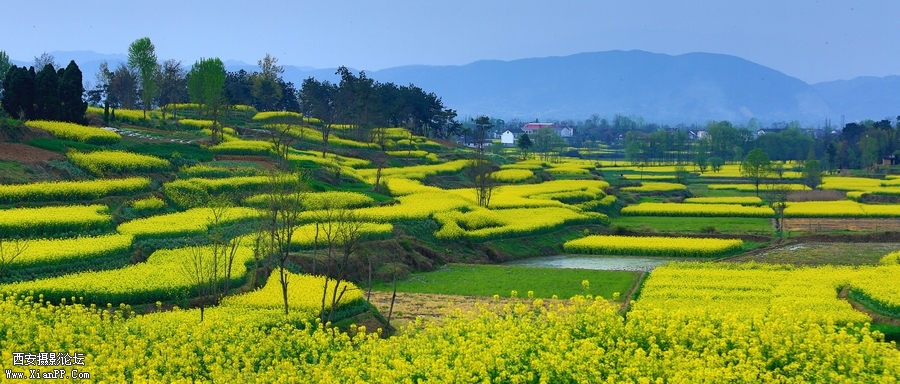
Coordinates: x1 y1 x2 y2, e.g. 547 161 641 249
267 123 297 170
179 198 245 321
207 195 246 296
265 171 306 315
318 206 364 326
471 158 498 208
0 238 27 281
181 243 212 321
767 184 792 240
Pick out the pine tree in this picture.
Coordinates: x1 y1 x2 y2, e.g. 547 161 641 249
1 66 36 119
35 64 61 120
58 61 87 124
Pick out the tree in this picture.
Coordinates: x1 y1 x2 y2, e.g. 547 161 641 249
109 63 139 110
767 184 792 240
58 61 87 124
127 37 159 119
187 58 227 142
206 195 246 298
318 207 365 326
0 51 10 98
694 151 708 173
0 238 27 280
532 127 557 161
772 162 785 179
180 243 217 322
264 171 306 315
251 54 284 111
33 52 58 71
156 59 187 120
224 69 254 106
802 160 822 190
708 156 724 173
34 64 61 120
516 133 532 160
473 115 493 153
2 66 36 119
741 148 773 197
674 164 690 184
472 158 498 208
299 76 338 158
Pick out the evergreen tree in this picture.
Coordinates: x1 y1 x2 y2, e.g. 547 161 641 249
1 66 36 119
34 64 61 120
0 51 10 98
58 61 87 123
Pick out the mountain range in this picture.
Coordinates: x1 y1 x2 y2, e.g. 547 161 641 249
11 50 899 125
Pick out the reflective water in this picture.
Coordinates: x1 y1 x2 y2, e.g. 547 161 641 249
502 255 694 271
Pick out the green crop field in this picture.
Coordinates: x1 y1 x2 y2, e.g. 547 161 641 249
372 264 640 299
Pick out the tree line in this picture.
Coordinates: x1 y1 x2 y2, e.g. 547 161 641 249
619 118 900 172
1 54 87 124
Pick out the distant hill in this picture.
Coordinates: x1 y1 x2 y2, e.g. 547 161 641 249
812 76 900 122
362 50 833 124
12 50 899 124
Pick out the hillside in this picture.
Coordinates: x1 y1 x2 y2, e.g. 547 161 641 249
16 50 900 124
812 75 900 122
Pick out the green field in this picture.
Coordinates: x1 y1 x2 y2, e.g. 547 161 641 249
612 216 773 234
372 264 640 299
726 242 900 266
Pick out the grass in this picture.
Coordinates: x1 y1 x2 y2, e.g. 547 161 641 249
0 161 32 184
687 184 751 197
28 138 100 153
207 160 268 170
726 242 900 266
487 225 607 260
371 264 640 300
113 141 213 162
612 216 773 234
871 323 900 343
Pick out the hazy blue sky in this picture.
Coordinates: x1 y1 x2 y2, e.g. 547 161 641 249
4 1 897 83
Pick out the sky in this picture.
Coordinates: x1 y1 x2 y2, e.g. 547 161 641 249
3 0 898 84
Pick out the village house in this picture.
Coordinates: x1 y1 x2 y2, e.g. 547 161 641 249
521 122 574 138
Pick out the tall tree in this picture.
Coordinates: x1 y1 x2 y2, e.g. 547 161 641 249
802 159 822 190
1 66 36 119
34 64 61 120
264 171 306 315
58 60 87 124
517 133 532 160
299 76 338 158
274 79 300 112
109 63 139 110
156 59 187 120
127 37 159 119
251 54 284 111
33 52 58 71
224 69 254 106
0 51 10 98
741 148 773 197
473 115 493 154
187 58 227 142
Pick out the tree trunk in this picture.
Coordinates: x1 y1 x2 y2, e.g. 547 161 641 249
387 266 398 324
280 265 289 315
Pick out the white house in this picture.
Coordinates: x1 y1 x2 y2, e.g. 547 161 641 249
501 130 516 146
521 122 573 138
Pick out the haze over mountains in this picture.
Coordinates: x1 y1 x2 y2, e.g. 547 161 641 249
14 50 899 125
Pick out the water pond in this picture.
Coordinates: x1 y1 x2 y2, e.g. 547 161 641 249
503 255 698 272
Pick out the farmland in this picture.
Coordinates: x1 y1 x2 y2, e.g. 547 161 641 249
1 100 899 381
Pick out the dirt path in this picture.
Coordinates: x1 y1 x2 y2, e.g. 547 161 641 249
784 218 900 232
839 286 900 326
366 291 575 329
0 143 64 164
